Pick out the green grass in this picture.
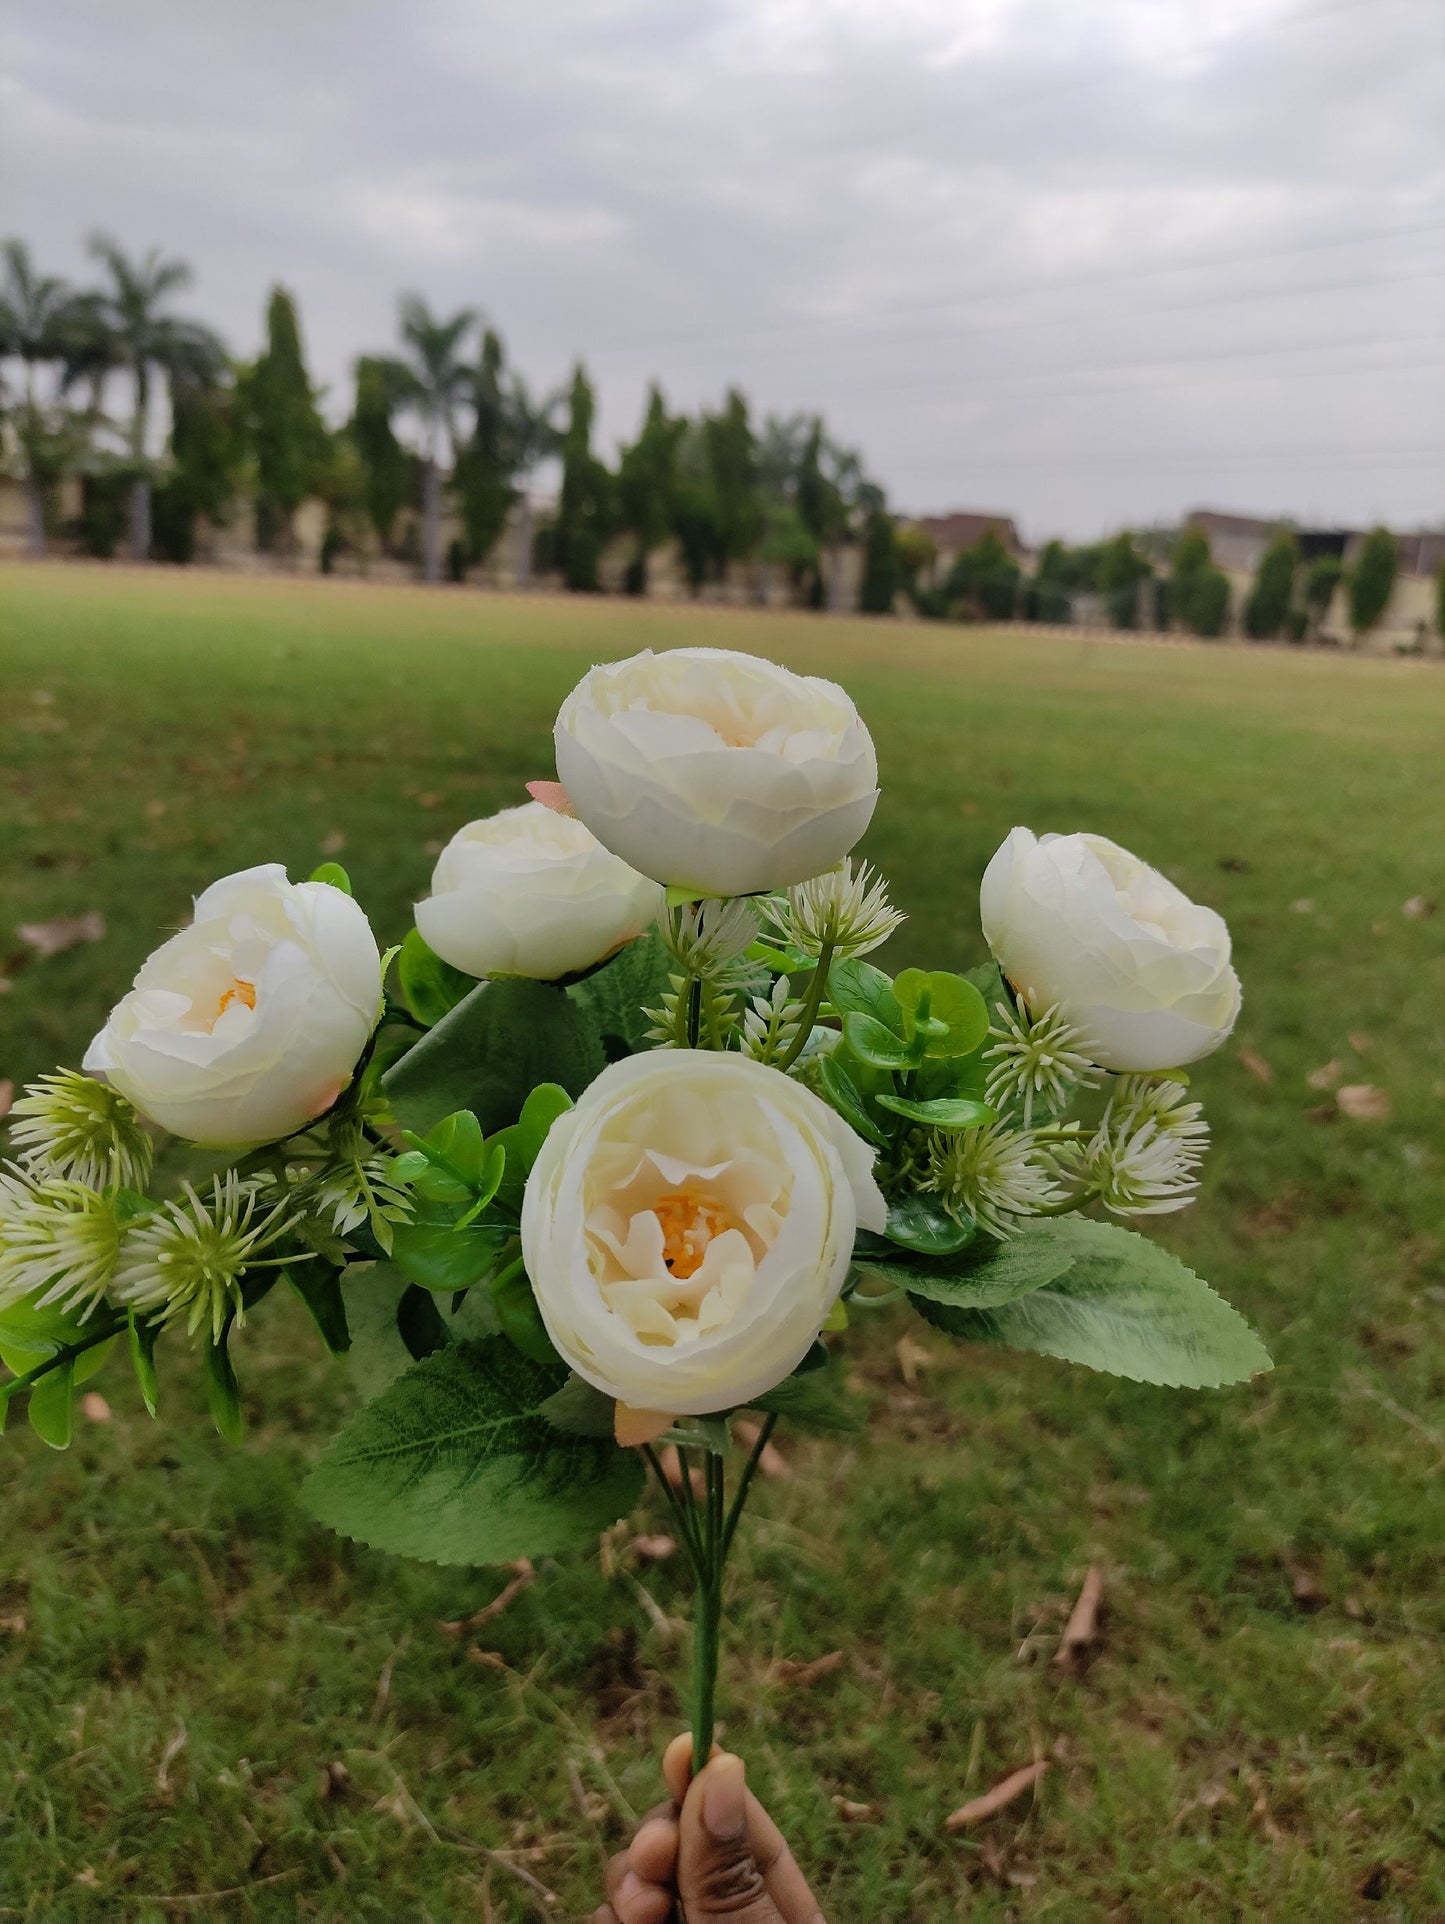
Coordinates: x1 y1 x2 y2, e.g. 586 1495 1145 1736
2 564 1443 1921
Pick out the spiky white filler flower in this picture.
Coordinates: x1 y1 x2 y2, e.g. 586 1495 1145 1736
113 1173 297 1343
662 897 761 981
765 860 904 962
1084 1076 1208 1217
984 1000 1100 1128
741 973 808 1064
7 1069 154 1191
0 1166 126 1318
926 1122 1068 1240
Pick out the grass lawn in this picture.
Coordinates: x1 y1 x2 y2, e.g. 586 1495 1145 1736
1 563 1443 1922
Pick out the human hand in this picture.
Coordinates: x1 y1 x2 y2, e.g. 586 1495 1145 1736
594 1731 825 1923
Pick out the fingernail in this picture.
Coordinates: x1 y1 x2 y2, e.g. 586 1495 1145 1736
618 1871 644 1902
702 1756 747 1840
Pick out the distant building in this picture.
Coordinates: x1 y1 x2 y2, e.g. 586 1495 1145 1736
904 510 1026 593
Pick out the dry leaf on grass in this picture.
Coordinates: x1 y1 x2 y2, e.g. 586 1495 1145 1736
79 1392 111 1424
945 1761 1048 1832
436 1561 534 1635
1402 896 1436 919
895 1333 933 1386
769 1650 846 1688
1238 1048 1274 1085
319 829 346 856
0 1614 26 1635
1289 898 1315 915
629 1534 677 1564
1053 1565 1103 1670
416 791 444 810
17 911 105 959
832 1797 878 1823
731 1420 791 1478
657 1445 707 1498
1336 1084 1390 1121
0 1079 12 1122
155 1722 188 1795
1172 1781 1237 1826
1348 1031 1373 1054
1306 1060 1342 1091
1288 1564 1326 1612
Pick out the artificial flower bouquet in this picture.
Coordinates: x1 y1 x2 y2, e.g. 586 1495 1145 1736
0 645 1270 1773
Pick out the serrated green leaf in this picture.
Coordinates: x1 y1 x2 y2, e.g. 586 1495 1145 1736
540 1374 617 1438
567 932 672 1055
867 1218 1082 1313
309 861 352 894
914 1218 1272 1388
492 1083 574 1217
302 1337 645 1566
385 976 605 1138
876 1094 995 1130
749 1367 861 1433
396 927 476 1029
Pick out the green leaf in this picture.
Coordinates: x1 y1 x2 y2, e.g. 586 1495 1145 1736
302 1337 645 1566
202 1328 245 1445
842 1010 912 1069
749 1366 861 1433
964 960 1008 1011
893 970 989 1058
491 1083 574 1217
540 1373 617 1438
27 1359 76 1448
128 1311 160 1417
864 1218 1082 1313
389 1185 507 1293
877 1094 995 1130
397 1283 449 1361
492 1261 563 1368
884 1195 975 1256
815 1051 889 1148
396 927 476 1029
568 932 672 1056
384 976 605 1139
915 1218 1273 1388
344 1262 500 1402
828 958 903 1033
309 861 352 894
0 1297 117 1385
289 1265 351 1354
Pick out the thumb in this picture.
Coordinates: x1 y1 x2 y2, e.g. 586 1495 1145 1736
677 1754 777 1922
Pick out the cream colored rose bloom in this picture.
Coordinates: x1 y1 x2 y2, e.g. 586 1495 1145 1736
521 1052 886 1417
980 828 1241 1073
414 802 662 982
84 865 381 1147
553 647 878 896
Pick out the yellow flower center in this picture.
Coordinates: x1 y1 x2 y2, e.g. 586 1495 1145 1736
215 979 257 1022
653 1191 731 1280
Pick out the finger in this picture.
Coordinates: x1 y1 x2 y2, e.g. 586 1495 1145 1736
593 1908 619 1924
679 1753 777 1919
611 1871 674 1924
605 1850 633 1901
662 1731 722 1806
628 1813 680 1887
747 1792 825 1924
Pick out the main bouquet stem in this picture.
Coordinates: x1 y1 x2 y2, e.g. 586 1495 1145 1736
644 1417 778 1775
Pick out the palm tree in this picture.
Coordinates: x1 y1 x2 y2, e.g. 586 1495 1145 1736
373 296 477 582
0 240 89 555
504 371 563 588
87 234 226 559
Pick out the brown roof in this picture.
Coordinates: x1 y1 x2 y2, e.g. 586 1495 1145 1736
1397 531 1445 578
1184 508 1287 541
913 511 1022 554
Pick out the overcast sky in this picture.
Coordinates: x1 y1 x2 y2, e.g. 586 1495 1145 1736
4 0 1443 539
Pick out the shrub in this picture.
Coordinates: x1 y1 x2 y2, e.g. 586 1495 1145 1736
1348 527 1398 635
1244 532 1296 639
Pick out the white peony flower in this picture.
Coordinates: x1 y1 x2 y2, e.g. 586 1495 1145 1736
979 829 1241 1073
85 865 382 1148
414 802 662 982
520 1051 886 1419
553 648 879 897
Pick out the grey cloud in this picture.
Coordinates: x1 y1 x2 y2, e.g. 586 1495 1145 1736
2 0 1441 537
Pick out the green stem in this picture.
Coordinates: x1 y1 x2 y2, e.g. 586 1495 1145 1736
693 1453 726 1775
0 1315 125 1406
776 938 837 1072
720 1412 775 1558
686 974 703 1050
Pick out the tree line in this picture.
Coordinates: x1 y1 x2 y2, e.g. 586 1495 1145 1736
2 234 1436 640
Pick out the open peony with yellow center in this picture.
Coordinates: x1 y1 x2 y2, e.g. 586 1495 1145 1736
84 865 382 1147
980 828 1241 1073
553 646 879 896
414 801 662 982
521 1052 886 1419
